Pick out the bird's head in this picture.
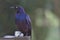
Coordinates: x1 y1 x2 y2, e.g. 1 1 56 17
16 6 25 14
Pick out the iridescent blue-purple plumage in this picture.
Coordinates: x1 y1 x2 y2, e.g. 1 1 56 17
15 6 31 36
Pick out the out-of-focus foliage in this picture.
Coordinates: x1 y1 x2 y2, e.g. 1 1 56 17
45 10 59 27
33 9 59 40
45 10 59 40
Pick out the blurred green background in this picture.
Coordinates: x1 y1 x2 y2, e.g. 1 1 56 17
0 0 59 40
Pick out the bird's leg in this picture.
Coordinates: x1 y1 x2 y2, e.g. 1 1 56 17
25 32 29 36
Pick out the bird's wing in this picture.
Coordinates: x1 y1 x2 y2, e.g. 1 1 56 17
26 14 31 29
26 14 31 24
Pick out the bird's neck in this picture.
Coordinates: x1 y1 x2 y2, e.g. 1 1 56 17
20 9 25 13
17 12 25 15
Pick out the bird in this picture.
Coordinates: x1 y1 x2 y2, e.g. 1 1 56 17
15 6 31 36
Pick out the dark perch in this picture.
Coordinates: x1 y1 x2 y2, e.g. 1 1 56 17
0 36 31 40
